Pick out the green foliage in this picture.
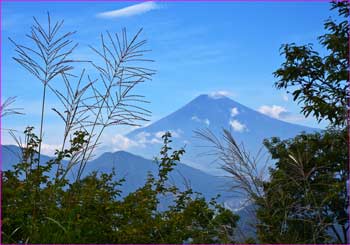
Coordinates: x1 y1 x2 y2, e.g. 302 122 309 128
256 129 348 243
2 129 239 244
273 1 349 127
254 2 349 243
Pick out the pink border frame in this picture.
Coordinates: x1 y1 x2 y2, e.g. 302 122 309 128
0 0 348 244
0 0 335 2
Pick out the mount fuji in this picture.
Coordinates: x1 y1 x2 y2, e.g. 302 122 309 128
125 94 319 174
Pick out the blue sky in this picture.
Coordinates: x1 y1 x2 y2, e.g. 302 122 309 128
2 1 333 153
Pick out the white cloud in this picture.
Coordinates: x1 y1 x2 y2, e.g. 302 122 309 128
191 116 201 122
135 131 162 145
155 131 166 139
133 129 182 146
149 137 163 144
228 107 246 132
256 105 316 126
111 134 139 151
229 119 247 132
41 143 61 156
106 131 166 152
282 93 289 102
258 105 288 119
191 116 210 126
155 129 182 138
97 2 159 19
135 131 152 145
209 90 232 99
231 107 239 117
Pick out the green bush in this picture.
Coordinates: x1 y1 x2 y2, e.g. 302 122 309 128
2 129 239 244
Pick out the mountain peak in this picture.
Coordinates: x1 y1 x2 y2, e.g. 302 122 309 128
99 150 141 159
187 93 248 113
196 93 230 100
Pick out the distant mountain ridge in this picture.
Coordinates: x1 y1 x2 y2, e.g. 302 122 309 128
1 145 240 207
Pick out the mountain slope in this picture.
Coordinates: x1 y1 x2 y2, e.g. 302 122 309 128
126 94 319 173
2 145 53 170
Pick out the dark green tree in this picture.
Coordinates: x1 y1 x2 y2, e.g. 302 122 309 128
256 1 349 243
274 1 349 127
257 129 348 243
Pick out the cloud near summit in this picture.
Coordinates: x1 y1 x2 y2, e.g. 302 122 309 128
258 105 287 119
97 2 159 19
209 90 233 99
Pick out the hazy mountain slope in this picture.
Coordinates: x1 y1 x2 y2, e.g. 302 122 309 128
1 145 238 205
82 150 235 202
1 145 52 170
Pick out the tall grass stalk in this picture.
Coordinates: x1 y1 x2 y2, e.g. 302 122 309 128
75 28 155 181
9 13 77 164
